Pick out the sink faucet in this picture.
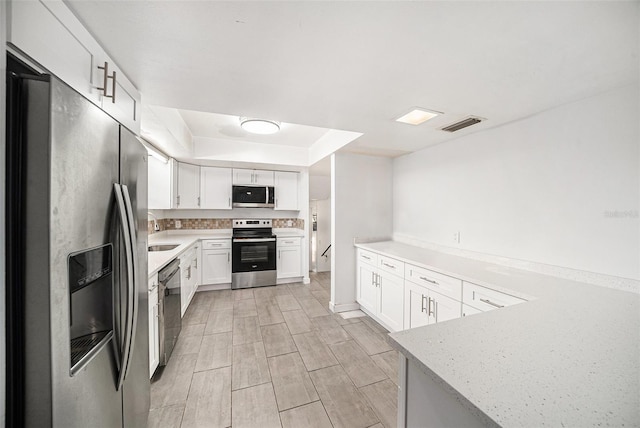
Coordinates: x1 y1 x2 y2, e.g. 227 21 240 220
147 211 160 231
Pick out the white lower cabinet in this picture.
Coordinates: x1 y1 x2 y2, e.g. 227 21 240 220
357 262 378 313
148 275 159 377
356 250 404 332
405 281 430 329
180 245 198 316
462 281 526 313
201 239 232 285
404 281 462 329
377 271 405 331
277 237 302 279
357 246 528 333
462 303 483 317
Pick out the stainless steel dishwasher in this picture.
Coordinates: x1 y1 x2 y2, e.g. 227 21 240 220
158 258 181 366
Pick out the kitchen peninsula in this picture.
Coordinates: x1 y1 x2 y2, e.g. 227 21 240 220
354 240 639 427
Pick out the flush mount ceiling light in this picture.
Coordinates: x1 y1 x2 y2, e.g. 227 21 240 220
395 108 442 125
239 117 281 134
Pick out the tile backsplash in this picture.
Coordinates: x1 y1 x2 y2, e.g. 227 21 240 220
148 218 304 235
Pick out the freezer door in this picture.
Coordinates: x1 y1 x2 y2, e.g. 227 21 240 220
45 77 123 427
119 126 150 427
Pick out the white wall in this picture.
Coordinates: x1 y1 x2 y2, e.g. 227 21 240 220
194 136 309 167
315 198 332 272
309 174 330 200
331 153 393 311
393 84 640 280
309 199 331 273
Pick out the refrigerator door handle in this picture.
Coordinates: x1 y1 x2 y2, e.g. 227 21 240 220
122 184 140 377
114 183 135 391
121 184 140 382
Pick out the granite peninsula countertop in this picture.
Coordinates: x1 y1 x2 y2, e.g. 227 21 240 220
355 241 640 427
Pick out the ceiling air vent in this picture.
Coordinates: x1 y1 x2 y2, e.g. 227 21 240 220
440 116 484 133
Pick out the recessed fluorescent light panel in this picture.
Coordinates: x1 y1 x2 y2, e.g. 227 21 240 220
396 108 441 125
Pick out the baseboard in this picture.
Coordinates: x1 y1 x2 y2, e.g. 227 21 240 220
197 283 231 291
276 277 303 285
329 301 361 313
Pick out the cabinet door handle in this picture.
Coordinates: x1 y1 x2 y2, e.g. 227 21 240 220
97 61 116 103
228 197 231 207
177 195 180 206
197 196 201 206
421 295 427 313
187 266 191 280
194 258 198 269
480 298 504 308
419 276 438 285
427 297 435 316
111 70 117 103
227 252 230 263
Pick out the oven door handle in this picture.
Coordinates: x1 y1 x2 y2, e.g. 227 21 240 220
233 238 276 243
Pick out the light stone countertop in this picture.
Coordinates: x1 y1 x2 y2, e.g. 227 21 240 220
274 228 305 238
148 230 232 277
147 228 304 277
355 241 640 427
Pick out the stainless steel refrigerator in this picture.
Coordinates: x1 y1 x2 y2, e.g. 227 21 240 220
6 62 150 427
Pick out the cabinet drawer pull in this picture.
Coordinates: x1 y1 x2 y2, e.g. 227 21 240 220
382 262 395 269
362 255 371 260
419 276 438 285
480 298 504 308
284 240 293 244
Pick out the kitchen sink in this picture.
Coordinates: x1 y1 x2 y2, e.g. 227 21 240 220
148 244 179 252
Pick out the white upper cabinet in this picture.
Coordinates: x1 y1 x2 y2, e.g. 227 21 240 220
9 0 141 133
233 168 274 186
176 162 200 209
253 169 275 186
99 61 140 133
148 156 173 209
274 171 299 211
200 166 232 209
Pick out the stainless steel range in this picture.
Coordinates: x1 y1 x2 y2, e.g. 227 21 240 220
232 219 277 289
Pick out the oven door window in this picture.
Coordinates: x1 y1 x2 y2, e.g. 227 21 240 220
233 241 276 272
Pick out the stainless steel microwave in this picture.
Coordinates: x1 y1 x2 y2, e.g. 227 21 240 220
232 185 275 208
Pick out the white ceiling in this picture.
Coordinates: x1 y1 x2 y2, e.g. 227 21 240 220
66 1 638 158
179 110 331 149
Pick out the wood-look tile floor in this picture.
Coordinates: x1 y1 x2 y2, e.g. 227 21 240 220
149 272 399 428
